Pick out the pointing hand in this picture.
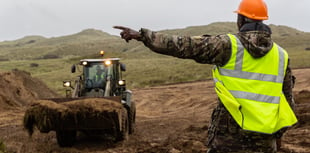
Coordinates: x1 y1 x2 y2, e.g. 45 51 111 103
113 26 142 42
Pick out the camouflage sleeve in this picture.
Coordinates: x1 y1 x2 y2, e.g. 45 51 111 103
282 59 296 111
139 28 232 66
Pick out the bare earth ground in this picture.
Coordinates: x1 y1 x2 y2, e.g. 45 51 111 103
0 69 309 153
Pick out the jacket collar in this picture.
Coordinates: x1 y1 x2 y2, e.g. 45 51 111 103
240 22 272 34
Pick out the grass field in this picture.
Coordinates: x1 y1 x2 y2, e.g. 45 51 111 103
0 49 309 97
0 22 309 96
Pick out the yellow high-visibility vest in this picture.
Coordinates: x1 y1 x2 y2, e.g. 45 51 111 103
212 34 297 134
95 73 105 81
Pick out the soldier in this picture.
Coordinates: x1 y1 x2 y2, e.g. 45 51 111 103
114 0 297 152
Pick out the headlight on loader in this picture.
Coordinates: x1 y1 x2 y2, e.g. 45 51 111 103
104 60 112 66
118 80 125 86
63 81 71 87
82 61 88 66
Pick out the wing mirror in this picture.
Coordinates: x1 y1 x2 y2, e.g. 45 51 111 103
120 63 126 71
71 64 76 73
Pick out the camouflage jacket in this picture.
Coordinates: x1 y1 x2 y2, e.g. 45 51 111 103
139 23 295 152
139 25 295 109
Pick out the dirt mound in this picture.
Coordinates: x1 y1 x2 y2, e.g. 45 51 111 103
280 89 310 152
0 69 58 110
24 98 124 136
294 90 310 127
295 90 310 104
292 69 310 128
293 68 310 92
278 69 310 153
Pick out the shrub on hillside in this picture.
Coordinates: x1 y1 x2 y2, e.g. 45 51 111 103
42 54 60 59
26 40 36 44
30 63 39 67
0 58 9 62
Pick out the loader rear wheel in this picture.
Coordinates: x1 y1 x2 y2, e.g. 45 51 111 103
56 130 76 147
116 109 129 141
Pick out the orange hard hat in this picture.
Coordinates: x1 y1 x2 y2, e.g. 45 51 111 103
234 0 268 20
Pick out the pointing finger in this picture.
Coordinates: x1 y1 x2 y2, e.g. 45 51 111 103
113 26 129 31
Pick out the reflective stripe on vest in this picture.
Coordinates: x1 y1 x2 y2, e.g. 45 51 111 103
212 34 297 134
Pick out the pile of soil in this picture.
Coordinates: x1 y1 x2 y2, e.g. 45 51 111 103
294 90 310 128
277 69 310 153
0 69 58 110
24 98 124 135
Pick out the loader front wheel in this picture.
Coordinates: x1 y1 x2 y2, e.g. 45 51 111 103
56 130 76 147
116 109 129 141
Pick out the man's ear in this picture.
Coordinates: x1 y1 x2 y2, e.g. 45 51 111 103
237 14 245 31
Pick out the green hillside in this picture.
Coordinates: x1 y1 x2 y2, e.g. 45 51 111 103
0 22 309 95
1 22 309 60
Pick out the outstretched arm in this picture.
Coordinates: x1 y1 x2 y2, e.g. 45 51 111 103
113 26 231 66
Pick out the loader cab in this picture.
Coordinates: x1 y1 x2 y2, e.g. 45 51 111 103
78 58 126 97
82 61 107 90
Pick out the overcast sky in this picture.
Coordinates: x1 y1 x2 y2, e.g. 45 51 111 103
1 0 310 41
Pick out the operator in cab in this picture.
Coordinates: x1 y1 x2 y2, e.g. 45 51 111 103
93 65 106 88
